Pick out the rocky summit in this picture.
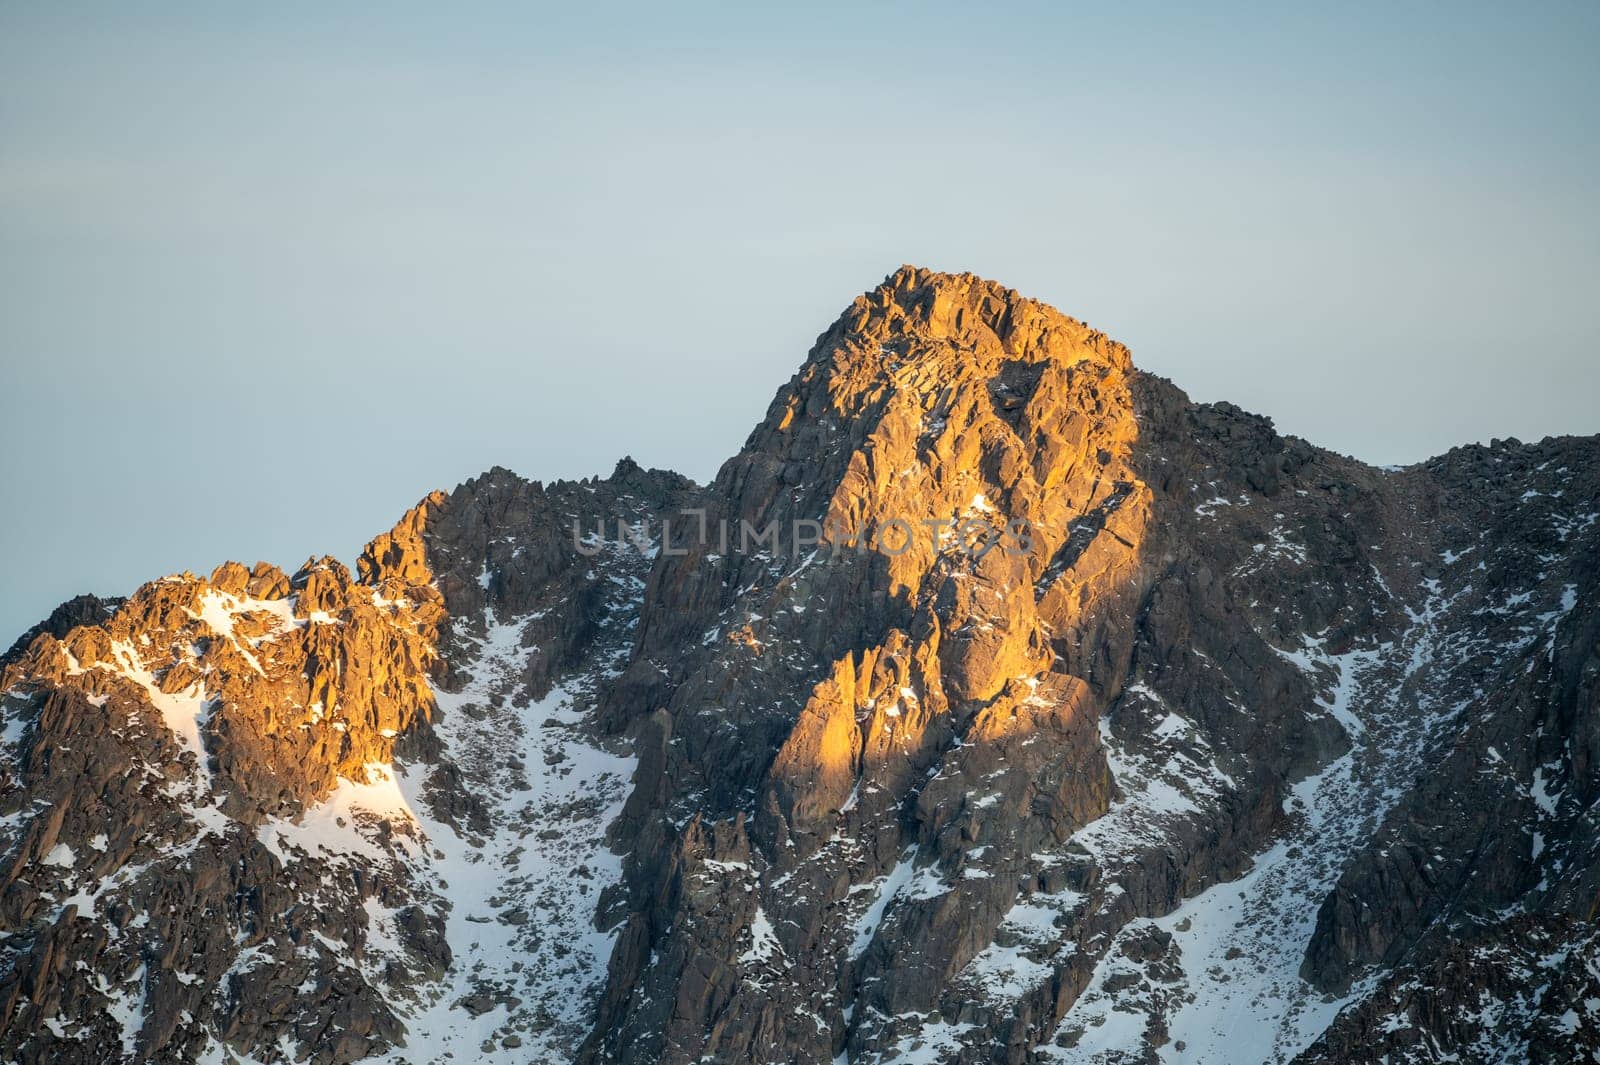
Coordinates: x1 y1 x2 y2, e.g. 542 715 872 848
1 266 1596 1065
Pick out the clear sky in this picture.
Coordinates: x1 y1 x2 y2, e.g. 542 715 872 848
2 2 1597 641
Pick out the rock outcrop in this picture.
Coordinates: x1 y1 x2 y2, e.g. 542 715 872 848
0 267 1594 1064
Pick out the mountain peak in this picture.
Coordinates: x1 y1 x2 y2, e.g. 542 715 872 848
808 265 1132 382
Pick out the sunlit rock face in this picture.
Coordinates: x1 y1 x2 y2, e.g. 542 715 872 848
1 267 1597 1064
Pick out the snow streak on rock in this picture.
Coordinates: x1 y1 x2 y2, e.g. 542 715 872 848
379 609 636 1062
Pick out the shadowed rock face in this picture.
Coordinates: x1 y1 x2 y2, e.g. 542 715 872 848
0 267 1596 1065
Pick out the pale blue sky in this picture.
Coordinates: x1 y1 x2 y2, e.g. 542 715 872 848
2 2 1597 640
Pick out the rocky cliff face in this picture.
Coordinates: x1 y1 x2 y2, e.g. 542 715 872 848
1 267 1595 1064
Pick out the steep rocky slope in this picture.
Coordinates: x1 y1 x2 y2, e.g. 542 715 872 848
0 267 1594 1064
